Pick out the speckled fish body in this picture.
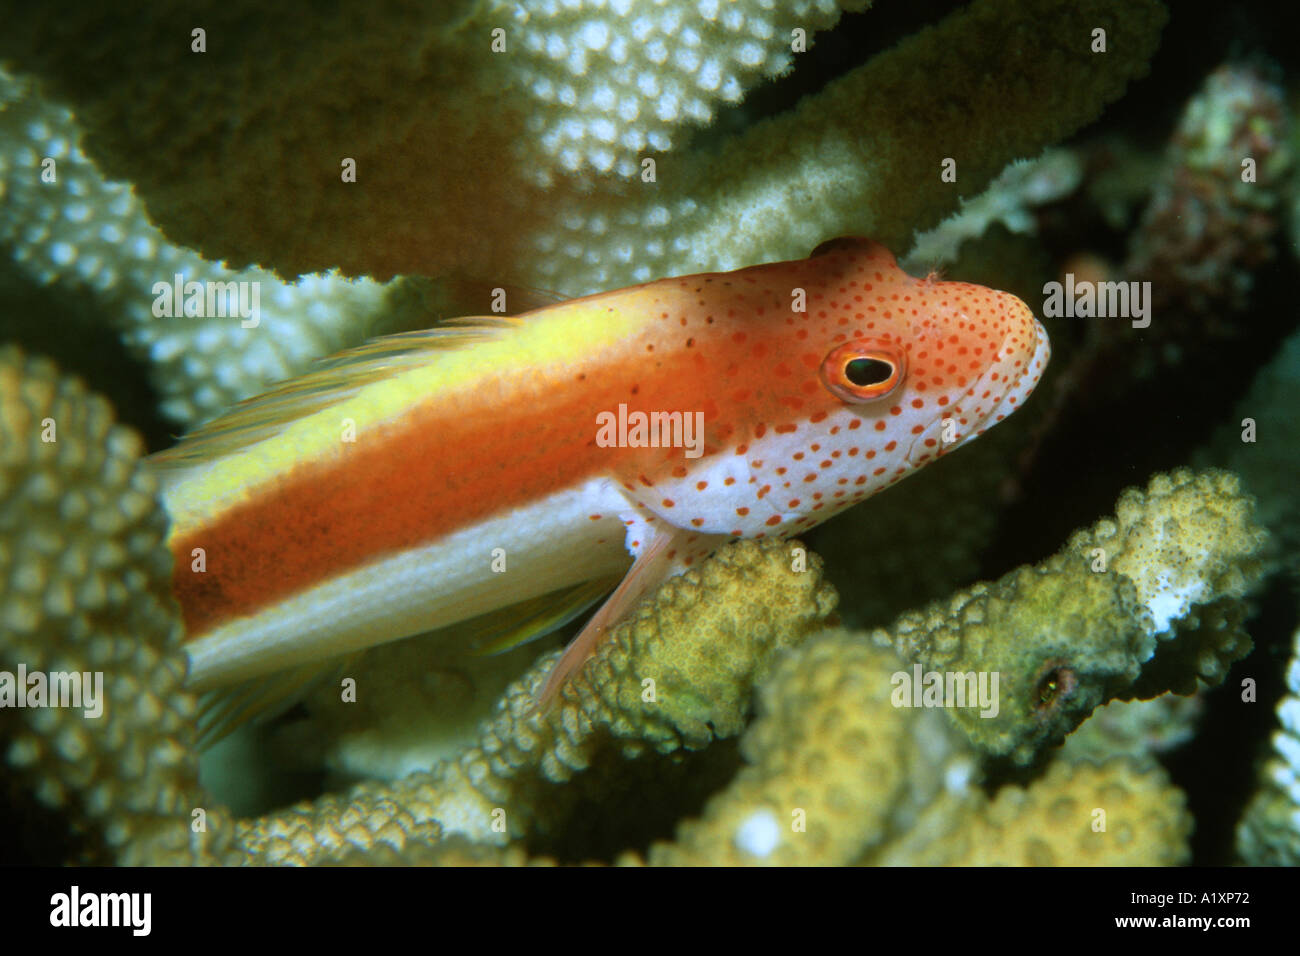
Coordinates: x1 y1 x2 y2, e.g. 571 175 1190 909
148 238 1049 692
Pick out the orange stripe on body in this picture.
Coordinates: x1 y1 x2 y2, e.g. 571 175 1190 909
169 241 1001 642
171 281 830 637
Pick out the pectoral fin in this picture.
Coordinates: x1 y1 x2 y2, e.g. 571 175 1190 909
536 525 726 707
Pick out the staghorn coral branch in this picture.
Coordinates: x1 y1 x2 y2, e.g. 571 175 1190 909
872 469 1266 764
0 346 235 864
1 0 1164 290
0 355 1254 867
235 537 837 864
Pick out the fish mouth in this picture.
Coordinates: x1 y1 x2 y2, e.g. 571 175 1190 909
903 310 1050 466
978 316 1050 430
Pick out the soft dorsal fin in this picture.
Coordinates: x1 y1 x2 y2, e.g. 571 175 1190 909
147 317 519 470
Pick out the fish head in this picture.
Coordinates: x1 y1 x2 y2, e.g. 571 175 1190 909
811 238 1053 458
608 238 1049 539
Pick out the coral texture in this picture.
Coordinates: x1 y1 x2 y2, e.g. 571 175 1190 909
0 346 232 864
0 359 1241 867
876 756 1192 866
7 0 1300 870
1236 624 1300 866
646 631 971 865
871 469 1265 763
0 67 392 425
0 0 1165 289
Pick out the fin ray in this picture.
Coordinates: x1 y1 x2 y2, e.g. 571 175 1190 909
195 655 356 751
466 577 619 656
537 528 727 706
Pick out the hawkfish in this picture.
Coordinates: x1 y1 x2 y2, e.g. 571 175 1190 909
148 238 1049 715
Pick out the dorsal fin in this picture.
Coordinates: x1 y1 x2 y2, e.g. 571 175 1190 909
147 317 520 470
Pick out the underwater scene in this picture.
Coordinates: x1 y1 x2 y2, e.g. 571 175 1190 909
0 0 1297 871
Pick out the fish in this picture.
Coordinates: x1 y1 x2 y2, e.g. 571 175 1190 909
147 237 1049 715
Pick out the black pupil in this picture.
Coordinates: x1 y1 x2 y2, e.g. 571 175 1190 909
843 357 893 387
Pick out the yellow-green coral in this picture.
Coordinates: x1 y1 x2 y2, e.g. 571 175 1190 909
876 756 1192 866
8 2 1300 870
0 346 232 864
645 630 1189 866
1068 468 1264 696
0 349 1260 865
0 0 1164 289
870 468 1265 764
233 537 836 864
646 631 971 865
233 782 447 867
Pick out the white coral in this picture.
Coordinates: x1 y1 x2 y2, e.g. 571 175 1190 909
510 0 865 183
1237 625 1300 865
0 67 392 426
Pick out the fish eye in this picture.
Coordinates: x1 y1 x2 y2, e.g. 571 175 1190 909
819 342 906 403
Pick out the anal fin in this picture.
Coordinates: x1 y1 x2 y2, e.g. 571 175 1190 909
195 653 358 751
466 577 619 656
195 578 620 748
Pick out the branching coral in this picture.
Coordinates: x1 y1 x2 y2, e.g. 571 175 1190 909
0 67 394 425
875 756 1191 866
0 0 1165 290
644 629 1189 866
234 537 836 864
1236 624 1300 866
0 375 1256 867
229 470 1250 865
11 1 1294 869
1069 469 1265 692
645 631 972 865
870 469 1265 763
0 346 232 864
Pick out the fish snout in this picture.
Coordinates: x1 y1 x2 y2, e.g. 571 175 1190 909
979 314 1050 431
